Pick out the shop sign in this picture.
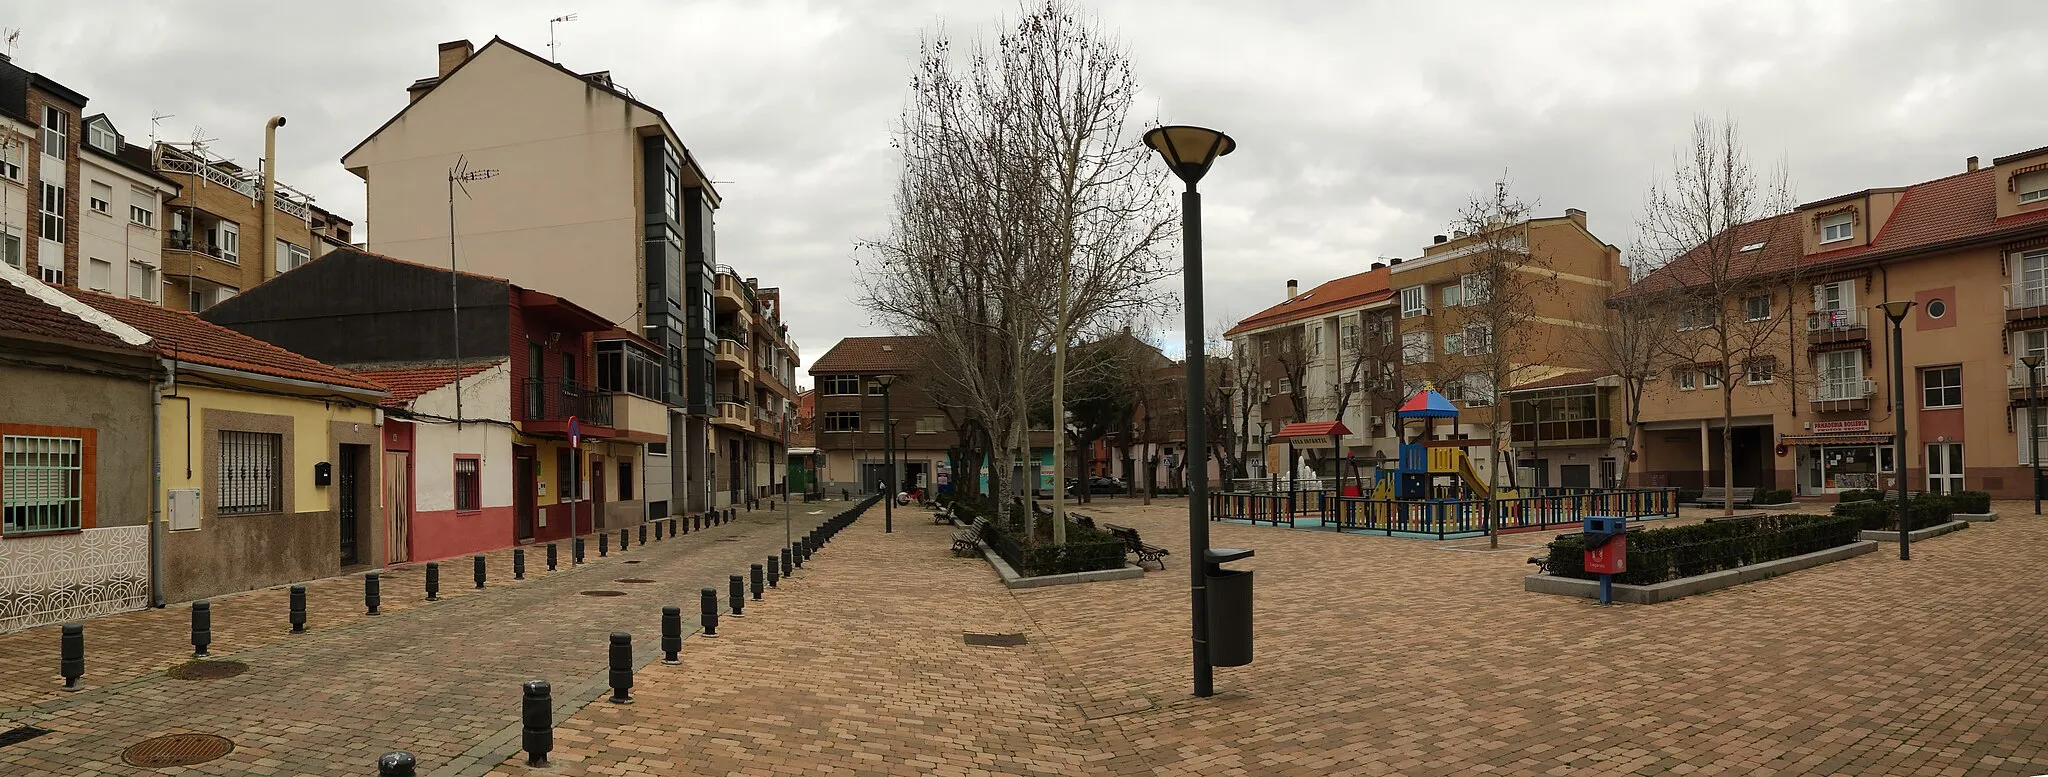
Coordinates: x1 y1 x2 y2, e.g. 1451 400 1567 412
1812 420 1871 434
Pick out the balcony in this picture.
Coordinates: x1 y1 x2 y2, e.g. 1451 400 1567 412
1810 378 1875 412
2008 281 2048 323
712 398 752 432
609 392 672 443
715 338 749 371
714 268 750 313
165 231 238 265
1806 307 1867 345
520 379 616 436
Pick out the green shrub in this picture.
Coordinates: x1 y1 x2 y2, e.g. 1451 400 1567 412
1543 513 1860 585
1752 488 1794 504
1952 491 1992 514
1676 488 1703 504
1831 494 1956 531
1837 489 1880 504
1831 500 1894 530
982 520 1127 577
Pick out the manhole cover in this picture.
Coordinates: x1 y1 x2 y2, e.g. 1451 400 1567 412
580 590 627 597
615 578 656 584
166 660 248 680
123 733 234 767
0 726 51 749
963 632 1028 647
624 560 643 564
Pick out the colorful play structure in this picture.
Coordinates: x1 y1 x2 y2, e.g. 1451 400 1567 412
1213 385 1678 539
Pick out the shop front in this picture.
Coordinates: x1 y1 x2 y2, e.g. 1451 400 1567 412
1785 421 1896 495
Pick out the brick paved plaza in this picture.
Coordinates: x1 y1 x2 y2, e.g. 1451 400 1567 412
5 498 2048 776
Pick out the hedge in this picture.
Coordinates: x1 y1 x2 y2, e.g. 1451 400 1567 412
1952 490 1992 514
1676 488 1703 504
1830 492 1963 531
1544 513 1861 586
1752 488 1794 504
981 519 1127 577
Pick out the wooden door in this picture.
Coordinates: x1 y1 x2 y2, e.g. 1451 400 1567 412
590 455 607 529
514 451 536 541
382 451 411 564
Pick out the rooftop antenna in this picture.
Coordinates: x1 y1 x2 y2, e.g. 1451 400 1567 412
149 112 175 145
548 13 578 62
446 155 500 427
4 29 19 60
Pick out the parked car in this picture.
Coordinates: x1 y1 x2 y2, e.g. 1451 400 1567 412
1064 476 1126 495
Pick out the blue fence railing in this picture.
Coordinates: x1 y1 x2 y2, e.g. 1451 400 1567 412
1210 487 1679 539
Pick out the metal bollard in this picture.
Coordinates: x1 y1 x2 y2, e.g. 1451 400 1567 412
620 528 629 552
700 587 720 638
608 632 634 704
661 606 682 664
377 751 418 777
729 574 745 617
547 543 558 571
639 523 647 546
522 680 553 766
689 514 698 533
514 548 526 580
60 622 83 690
767 556 780 588
781 548 792 578
366 571 381 615
191 600 212 658
574 537 585 564
791 542 803 569
474 554 487 589
750 564 764 600
599 532 609 557
425 562 441 601
289 585 307 633
654 520 662 541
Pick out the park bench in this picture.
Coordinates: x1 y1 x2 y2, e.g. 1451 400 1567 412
1103 522 1169 570
952 517 990 557
1696 487 1756 505
933 503 956 524
1073 514 1097 531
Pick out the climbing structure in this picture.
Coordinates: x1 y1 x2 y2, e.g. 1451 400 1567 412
1393 385 1491 500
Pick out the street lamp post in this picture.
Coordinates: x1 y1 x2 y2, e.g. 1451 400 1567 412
1144 124 1236 699
1878 301 1915 561
876 374 897 532
1218 383 1237 492
2025 355 2043 516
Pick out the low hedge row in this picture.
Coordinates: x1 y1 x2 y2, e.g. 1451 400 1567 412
1752 488 1794 504
1544 513 1861 586
1831 491 1987 530
981 519 1127 577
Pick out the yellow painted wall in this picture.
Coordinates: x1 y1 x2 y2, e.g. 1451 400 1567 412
161 384 378 513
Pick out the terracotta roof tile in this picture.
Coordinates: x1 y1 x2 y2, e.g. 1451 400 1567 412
0 267 150 352
61 289 386 393
1227 267 1392 335
354 361 504 407
808 336 925 374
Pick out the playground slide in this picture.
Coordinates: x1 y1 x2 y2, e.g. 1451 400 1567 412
1456 451 1491 499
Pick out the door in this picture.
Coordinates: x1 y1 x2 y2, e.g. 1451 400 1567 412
590 455 607 528
1927 443 1964 493
514 451 536 541
1560 464 1591 488
338 446 361 566
1599 457 1619 489
381 451 411 564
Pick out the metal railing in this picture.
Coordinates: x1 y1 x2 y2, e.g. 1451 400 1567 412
2007 280 2048 310
520 379 614 426
1806 307 1866 332
166 232 232 263
1811 378 1874 403
2012 362 2048 389
1310 488 1679 539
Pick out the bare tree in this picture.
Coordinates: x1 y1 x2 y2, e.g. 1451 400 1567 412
1574 289 1673 487
1634 115 1798 515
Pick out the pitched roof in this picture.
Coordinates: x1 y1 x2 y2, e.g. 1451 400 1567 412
61 289 386 393
353 361 504 407
1397 387 1460 418
1226 266 1392 336
0 264 152 352
808 336 926 374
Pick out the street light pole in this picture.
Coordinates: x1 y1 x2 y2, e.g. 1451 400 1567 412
1145 125 1235 699
1878 301 1915 561
877 374 897 532
2025 355 2043 516
1219 383 1237 492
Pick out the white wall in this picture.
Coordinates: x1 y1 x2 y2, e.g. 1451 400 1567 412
408 363 516 512
79 154 174 303
0 122 28 270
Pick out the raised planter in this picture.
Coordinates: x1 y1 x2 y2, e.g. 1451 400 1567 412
1525 540 1878 604
1748 502 1798 510
1952 512 1998 523
1859 520 1970 542
980 546 1144 588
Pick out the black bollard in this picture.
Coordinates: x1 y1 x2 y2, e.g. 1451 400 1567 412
599 532 609 558
767 556 780 588
547 542 558 571
522 680 553 766
190 600 211 658
514 548 526 580
574 537 586 564
425 562 441 601
474 554 487 589
620 528 629 552
700 587 720 638
639 523 647 546
608 632 634 704
366 571 381 615
661 606 682 664
689 514 698 533
289 585 307 633
781 548 792 578
729 574 745 617
377 751 418 777
653 520 662 541
59 622 83 690
791 542 803 569
750 564 764 600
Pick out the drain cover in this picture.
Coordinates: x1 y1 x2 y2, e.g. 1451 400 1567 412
624 560 643 564
615 578 656 584
166 660 248 680
963 632 1028 647
0 726 51 749
579 590 627 597
123 733 233 767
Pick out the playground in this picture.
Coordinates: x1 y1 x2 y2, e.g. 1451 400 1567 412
1211 386 1679 539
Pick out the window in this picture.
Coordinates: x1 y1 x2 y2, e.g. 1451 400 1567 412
2 434 85 535
1744 294 1771 321
1464 324 1492 355
596 341 663 399
1340 320 1360 352
1745 358 1776 385
1700 365 1722 388
1440 283 1463 308
216 221 239 264
867 379 888 396
1816 350 1864 400
1678 369 1696 390
618 461 633 500
129 188 155 227
822 411 860 432
86 258 110 291
1813 281 1852 312
561 352 577 385
1 230 19 269
646 441 668 457
454 457 481 511
1400 286 1428 318
1821 214 1853 243
2020 170 2048 205
1309 324 1323 357
128 262 157 302
916 416 946 434
40 182 65 240
557 448 580 500
218 430 283 515
1926 299 1947 319
88 181 112 215
40 266 62 286
41 106 67 160
1401 330 1431 365
1922 366 1961 409
1278 377 1293 394
1739 241 1766 252
87 120 116 153
0 136 21 180
1442 331 1463 355
277 240 311 272
1462 273 1491 303
868 419 885 434
1463 373 1495 406
820 375 861 395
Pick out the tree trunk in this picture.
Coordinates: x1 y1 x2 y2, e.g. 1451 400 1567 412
1721 379 1736 516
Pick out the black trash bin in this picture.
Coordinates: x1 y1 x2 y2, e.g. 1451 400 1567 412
1204 548 1254 668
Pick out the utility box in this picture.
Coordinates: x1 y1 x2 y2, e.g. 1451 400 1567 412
1205 547 1255 667
167 488 201 531
1582 516 1627 575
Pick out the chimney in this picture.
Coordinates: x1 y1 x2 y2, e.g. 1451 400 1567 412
1432 234 1448 245
1389 257 1403 266
1370 261 1385 270
1565 208 1587 228
1285 279 1299 298
437 39 474 79
1967 156 1980 172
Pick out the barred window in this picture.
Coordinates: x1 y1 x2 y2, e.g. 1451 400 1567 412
2 435 83 535
218 431 282 515
454 458 481 511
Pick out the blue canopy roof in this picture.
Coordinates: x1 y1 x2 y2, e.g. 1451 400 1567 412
1396 387 1460 418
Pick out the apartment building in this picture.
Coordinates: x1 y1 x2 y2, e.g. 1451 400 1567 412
808 336 951 495
1631 146 2048 498
154 139 323 311
711 271 800 506
77 115 180 303
1225 268 1399 480
1503 371 1626 488
344 37 777 513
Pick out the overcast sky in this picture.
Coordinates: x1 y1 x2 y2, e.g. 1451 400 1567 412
12 1 2046 380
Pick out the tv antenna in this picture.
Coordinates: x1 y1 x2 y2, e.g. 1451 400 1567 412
3 29 19 59
150 112 175 145
548 14 578 62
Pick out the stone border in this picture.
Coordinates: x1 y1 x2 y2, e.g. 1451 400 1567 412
1952 512 1998 523
979 546 1144 588
1524 540 1878 604
1749 502 1798 510
1860 520 1970 542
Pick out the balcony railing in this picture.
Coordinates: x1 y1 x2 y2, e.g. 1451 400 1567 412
521 379 615 427
166 232 235 264
156 153 313 221
2007 281 2048 312
2010 362 2048 390
1806 307 1866 332
1811 378 1875 403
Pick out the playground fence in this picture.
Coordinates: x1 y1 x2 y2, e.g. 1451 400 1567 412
1206 490 1337 527
1213 487 1680 539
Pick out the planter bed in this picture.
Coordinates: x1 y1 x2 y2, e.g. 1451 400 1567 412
1952 512 1998 523
980 546 1144 588
1859 520 1969 543
1526 541 1878 604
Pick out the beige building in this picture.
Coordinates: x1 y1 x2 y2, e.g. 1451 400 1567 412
154 139 323 312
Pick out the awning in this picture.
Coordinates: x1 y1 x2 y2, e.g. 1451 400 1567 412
1781 434 1894 446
